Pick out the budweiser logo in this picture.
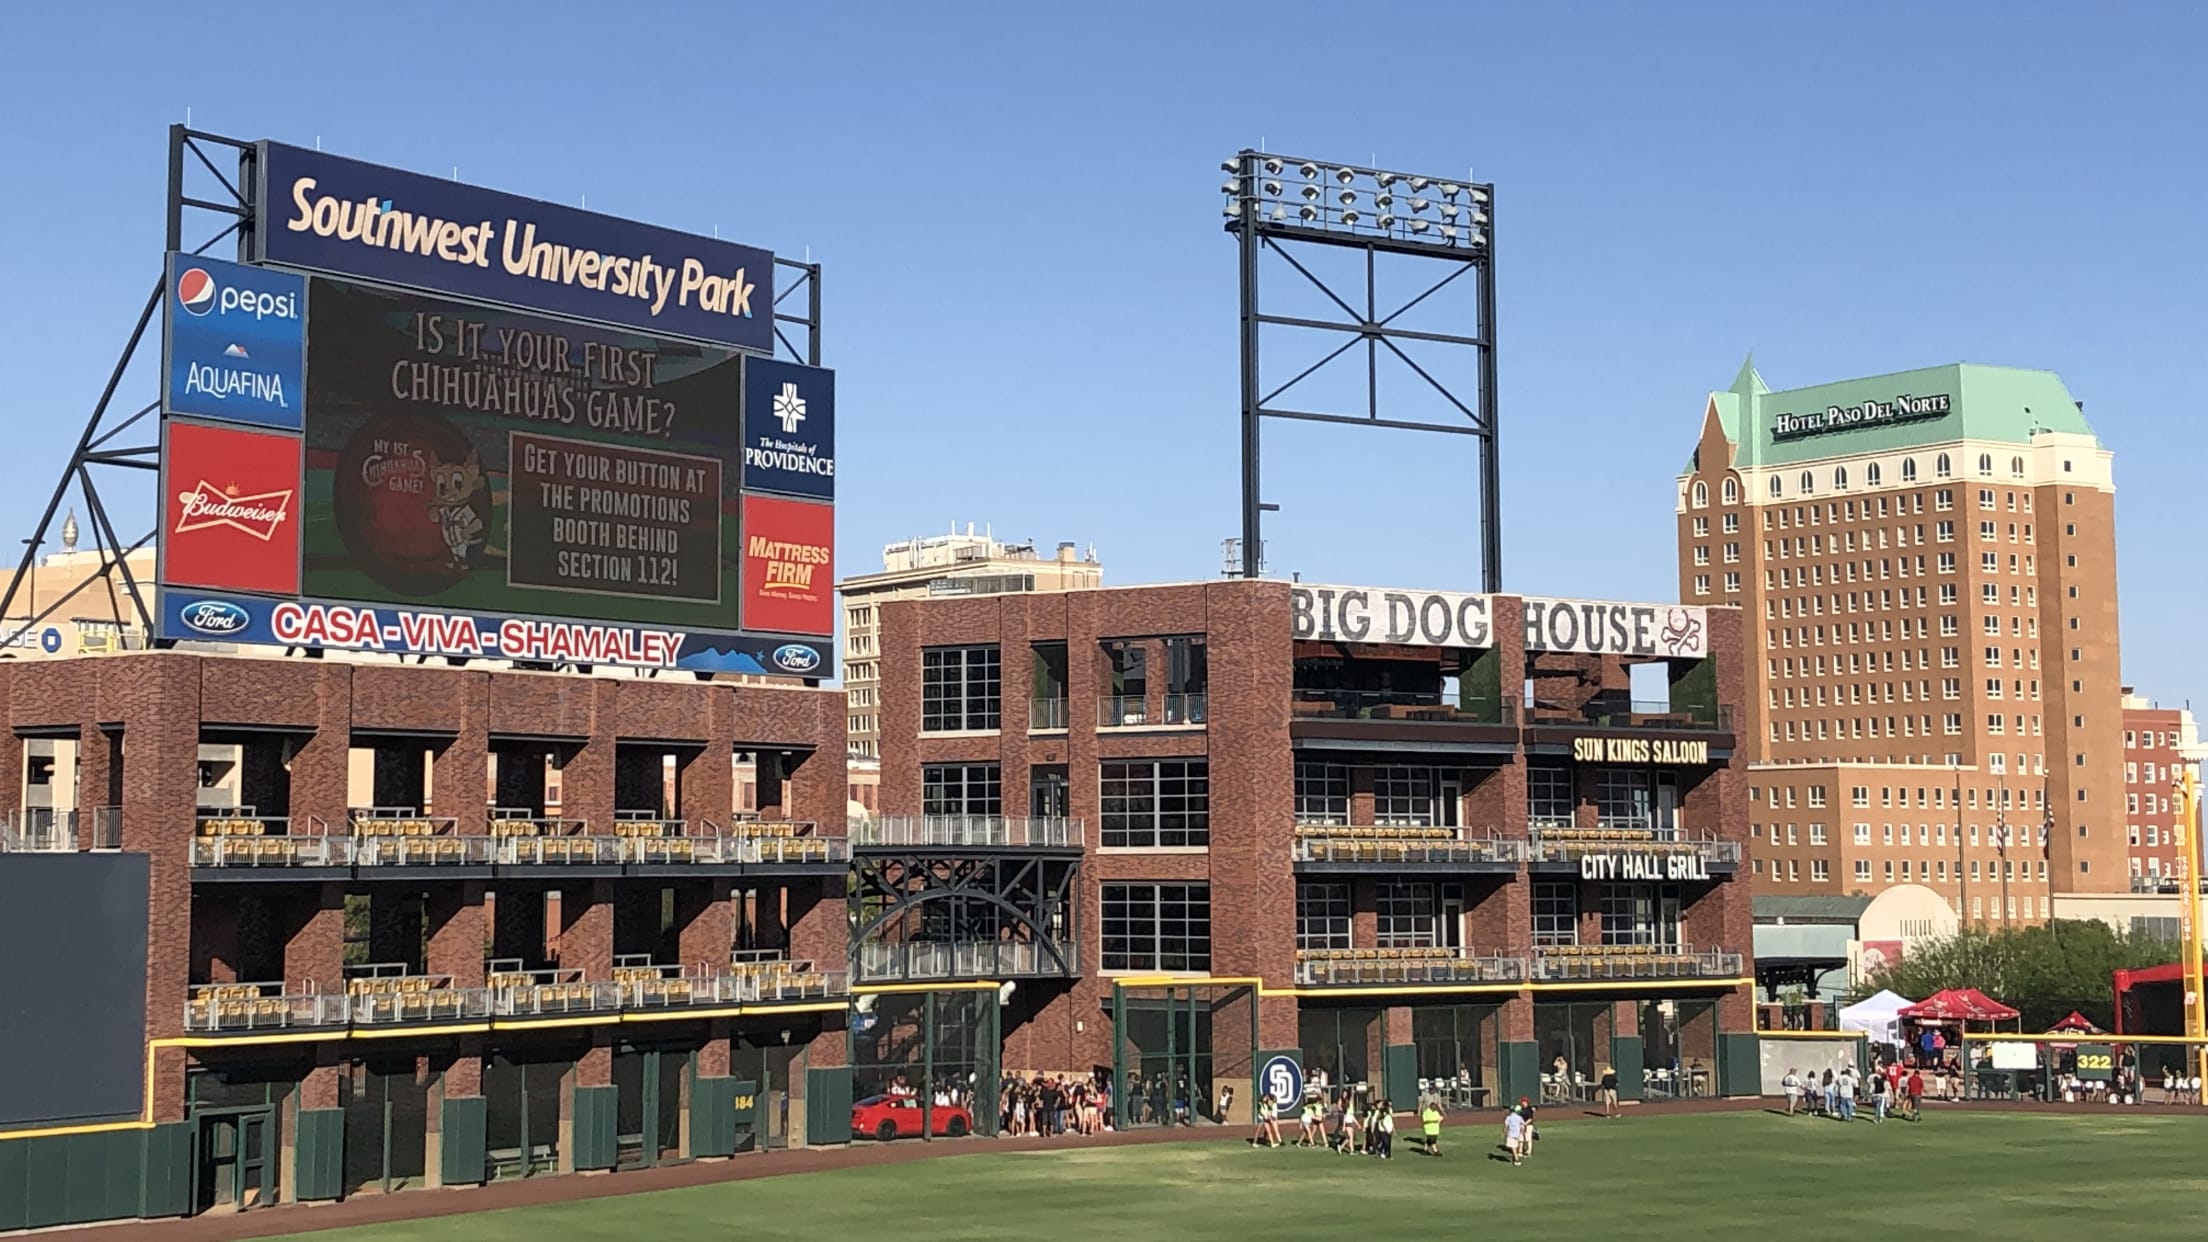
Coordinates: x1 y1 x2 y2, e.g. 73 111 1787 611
174 480 294 542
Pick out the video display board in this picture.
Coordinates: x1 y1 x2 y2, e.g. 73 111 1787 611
148 139 836 678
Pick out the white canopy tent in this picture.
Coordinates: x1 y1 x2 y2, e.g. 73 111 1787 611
1838 990 1914 1044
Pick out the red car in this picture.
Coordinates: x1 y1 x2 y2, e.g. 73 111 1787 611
852 1093 972 1141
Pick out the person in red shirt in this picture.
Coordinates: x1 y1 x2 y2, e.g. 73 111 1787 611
1904 1067 1926 1121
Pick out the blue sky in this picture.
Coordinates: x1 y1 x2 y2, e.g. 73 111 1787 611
1 2 2202 707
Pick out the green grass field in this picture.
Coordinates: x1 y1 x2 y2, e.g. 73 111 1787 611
281 1111 2208 1242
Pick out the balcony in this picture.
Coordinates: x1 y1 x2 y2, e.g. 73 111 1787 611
1523 698 1731 734
1097 694 1207 729
1527 827 1742 877
0 807 121 852
856 815 1083 851
1292 824 1526 874
1530 944 1744 983
349 808 492 867
854 938 1077 983
1295 947 1529 988
725 950 850 1002
192 812 846 879
1030 697 1071 732
1291 690 1516 726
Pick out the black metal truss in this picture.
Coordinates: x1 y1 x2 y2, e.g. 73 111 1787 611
851 854 1080 976
1225 150 1502 591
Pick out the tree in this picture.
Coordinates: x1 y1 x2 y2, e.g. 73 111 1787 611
1853 921 2178 1032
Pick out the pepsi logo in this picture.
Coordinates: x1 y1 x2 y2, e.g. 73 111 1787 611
772 643 821 674
176 268 217 316
179 600 250 635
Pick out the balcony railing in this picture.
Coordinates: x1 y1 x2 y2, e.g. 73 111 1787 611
1097 694 1208 728
1530 829 1742 869
1290 690 1517 725
854 939 1076 983
2130 876 2208 895
191 816 848 870
184 982 350 1032
1295 948 1529 987
0 807 122 852
345 963 494 1023
1524 699 1730 732
857 815 1084 849
727 951 852 1001
1531 945 1744 982
1030 697 1070 731
1292 825 1528 866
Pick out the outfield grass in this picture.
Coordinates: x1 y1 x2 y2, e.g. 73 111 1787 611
281 1111 2208 1241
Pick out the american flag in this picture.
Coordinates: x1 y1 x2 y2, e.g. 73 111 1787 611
1995 820 2010 854
2040 805 2052 851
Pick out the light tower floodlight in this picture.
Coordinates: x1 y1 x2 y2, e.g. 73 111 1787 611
1220 149 1501 590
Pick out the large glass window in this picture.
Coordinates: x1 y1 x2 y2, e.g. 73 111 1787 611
1376 882 1439 948
1101 883 1211 972
1295 883 1351 951
1028 765 1069 819
1100 759 1210 848
1596 768 1655 832
921 645 1001 732
1029 642 1069 729
1376 766 1443 825
1532 881 1578 946
922 764 1002 817
1599 883 1681 947
1294 762 1349 825
1528 764 1574 827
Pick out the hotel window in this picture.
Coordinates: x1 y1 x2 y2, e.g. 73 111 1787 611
1800 471 1815 495
1979 489 1997 511
1692 481 1708 508
1723 512 1739 532
1852 786 1870 807
1528 764 1575 828
1101 883 1210 972
1853 823 1870 844
1809 823 1827 845
1812 859 1830 882
1724 542 1739 563
1835 466 1849 489
1099 759 1210 848
1376 882 1442 949
1808 785 1828 808
1724 572 1741 594
1723 478 1739 504
1855 860 1872 881
1694 546 1709 565
1936 489 1953 511
922 764 1002 817
1977 453 1993 477
1788 860 1800 882
1296 883 1351 951
1532 881 1578 945
1936 453 1952 478
921 645 1002 732
1901 458 1918 481
1294 761 1350 825
1694 574 1710 596
2011 456 2025 478
1600 883 1681 948
1867 462 1883 486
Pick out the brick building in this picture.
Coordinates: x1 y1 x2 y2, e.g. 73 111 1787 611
867 578 1759 1115
2122 688 2200 888
1677 361 2125 924
0 651 849 1216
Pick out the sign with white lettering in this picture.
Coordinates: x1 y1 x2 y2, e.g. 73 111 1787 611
1770 393 1952 442
1290 585 1493 648
1521 597 1707 659
1578 852 1712 881
1570 738 1712 765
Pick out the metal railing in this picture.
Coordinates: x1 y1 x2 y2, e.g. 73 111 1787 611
1292 828 1527 866
854 939 1076 982
1289 690 1517 725
1097 693 1208 727
1294 949 1528 987
184 982 350 1032
2130 876 2208 894
1030 698 1070 731
1529 830 1742 867
344 964 494 1024
0 807 121 852
857 814 1083 849
1530 945 1743 982
353 833 498 867
191 832 349 868
1524 699 1731 732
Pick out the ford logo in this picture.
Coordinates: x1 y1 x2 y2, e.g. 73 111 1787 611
772 643 821 673
179 601 250 635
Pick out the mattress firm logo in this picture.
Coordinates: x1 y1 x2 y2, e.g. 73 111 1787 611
281 179 756 322
1771 392 1951 442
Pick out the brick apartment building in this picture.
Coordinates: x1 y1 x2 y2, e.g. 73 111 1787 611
867 577 1759 1116
0 652 849 1219
2123 688 2201 890
1678 361 2125 925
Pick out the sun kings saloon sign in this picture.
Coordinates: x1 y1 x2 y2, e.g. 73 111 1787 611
1292 586 1708 660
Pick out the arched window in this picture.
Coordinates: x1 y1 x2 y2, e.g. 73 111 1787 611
1722 478 1739 504
1866 462 1882 486
1834 466 1849 490
1977 453 1993 477
1770 475 1783 498
2010 456 2025 478
1799 471 1814 495
1935 453 1952 478
1692 481 1708 508
1901 458 1917 482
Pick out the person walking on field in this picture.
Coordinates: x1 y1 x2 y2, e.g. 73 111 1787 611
1598 1064 1620 1118
1869 1069 1890 1123
1420 1099 1444 1156
1250 1091 1281 1148
1835 1065 1858 1122
1373 1099 1395 1159
1782 1067 1803 1116
1905 1067 1925 1121
1821 1068 1838 1117
1502 1106 1527 1166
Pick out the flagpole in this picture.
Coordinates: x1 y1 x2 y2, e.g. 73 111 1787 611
1954 761 1969 927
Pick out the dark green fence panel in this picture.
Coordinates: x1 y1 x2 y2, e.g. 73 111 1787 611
687 1078 734 1159
23 1133 69 1229
62 1131 114 1225
569 1085 618 1171
0 1135 28 1232
140 1122 193 1219
1383 1044 1419 1106
440 1096 487 1187
1611 1035 1645 1102
293 1108 344 1201
1498 1041 1539 1112
1717 1033 1761 1097
804 1067 852 1146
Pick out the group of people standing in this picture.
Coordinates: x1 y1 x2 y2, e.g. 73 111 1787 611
1780 1061 1926 1122
1250 1091 1403 1157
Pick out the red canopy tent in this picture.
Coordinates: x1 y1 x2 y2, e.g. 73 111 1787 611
1899 988 2021 1024
2047 1011 2103 1035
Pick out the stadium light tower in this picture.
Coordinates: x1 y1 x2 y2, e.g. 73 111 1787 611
1222 150 1500 590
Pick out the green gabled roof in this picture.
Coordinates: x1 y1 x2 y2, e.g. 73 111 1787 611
1705 361 2094 470
1753 894 1874 924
